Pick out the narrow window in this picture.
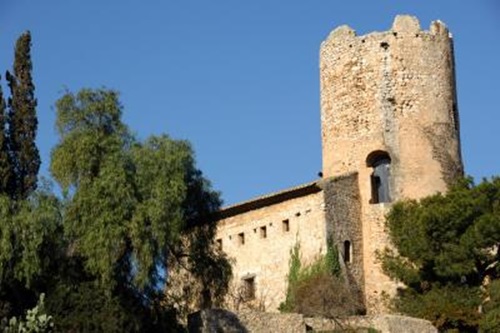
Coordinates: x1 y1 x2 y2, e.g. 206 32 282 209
370 174 382 203
238 232 245 245
242 277 255 300
282 219 290 232
344 240 352 263
260 226 267 238
367 151 391 203
216 239 222 250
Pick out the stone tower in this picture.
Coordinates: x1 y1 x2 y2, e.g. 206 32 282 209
320 15 463 311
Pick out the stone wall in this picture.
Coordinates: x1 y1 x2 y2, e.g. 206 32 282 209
319 15 463 312
215 185 327 312
188 309 438 333
305 314 438 333
188 309 306 333
320 172 365 310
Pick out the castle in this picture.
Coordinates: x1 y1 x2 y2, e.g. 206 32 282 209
214 15 463 314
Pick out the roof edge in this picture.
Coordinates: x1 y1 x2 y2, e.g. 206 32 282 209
216 180 321 219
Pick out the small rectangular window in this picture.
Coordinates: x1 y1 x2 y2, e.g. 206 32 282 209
260 226 267 238
238 232 245 245
242 277 255 300
282 219 290 232
216 239 222 250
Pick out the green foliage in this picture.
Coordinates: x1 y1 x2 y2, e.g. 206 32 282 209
279 242 302 312
296 240 341 287
480 280 500 333
279 239 361 317
51 89 185 293
5 31 40 200
0 33 49 320
0 80 14 195
45 281 145 332
45 88 229 330
394 284 481 331
325 238 342 277
1 294 54 333
50 89 130 191
0 188 62 319
381 177 500 331
0 33 229 327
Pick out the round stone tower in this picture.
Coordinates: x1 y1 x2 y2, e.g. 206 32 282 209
319 15 463 312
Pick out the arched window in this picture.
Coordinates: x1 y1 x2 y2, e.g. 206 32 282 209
367 151 391 204
343 240 352 263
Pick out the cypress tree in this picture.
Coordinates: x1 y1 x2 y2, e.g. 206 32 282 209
6 31 40 199
0 77 14 195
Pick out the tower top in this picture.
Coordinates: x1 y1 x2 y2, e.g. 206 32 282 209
325 15 450 45
320 15 462 200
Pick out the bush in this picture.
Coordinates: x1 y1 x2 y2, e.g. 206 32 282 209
294 272 363 318
1 294 53 333
280 240 362 317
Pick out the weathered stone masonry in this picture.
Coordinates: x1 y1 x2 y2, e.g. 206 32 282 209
216 183 327 312
321 173 364 305
213 15 463 314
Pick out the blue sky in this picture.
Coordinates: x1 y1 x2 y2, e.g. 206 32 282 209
0 1 499 205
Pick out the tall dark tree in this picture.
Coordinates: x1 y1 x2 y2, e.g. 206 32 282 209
6 31 40 199
0 32 49 322
0 77 14 195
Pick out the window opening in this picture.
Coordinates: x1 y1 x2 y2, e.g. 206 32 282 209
238 233 245 245
242 276 255 300
260 226 267 238
367 151 391 203
216 239 222 250
282 219 290 232
344 240 352 263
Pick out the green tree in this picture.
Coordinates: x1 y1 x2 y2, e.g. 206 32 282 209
381 177 500 332
0 33 61 322
0 186 62 320
48 88 230 331
5 31 40 200
0 77 14 195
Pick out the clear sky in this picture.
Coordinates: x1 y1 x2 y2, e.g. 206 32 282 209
0 1 499 205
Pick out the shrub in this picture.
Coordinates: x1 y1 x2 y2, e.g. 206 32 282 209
294 272 363 318
280 240 362 317
1 294 53 333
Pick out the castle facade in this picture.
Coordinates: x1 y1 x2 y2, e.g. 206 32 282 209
215 15 463 313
